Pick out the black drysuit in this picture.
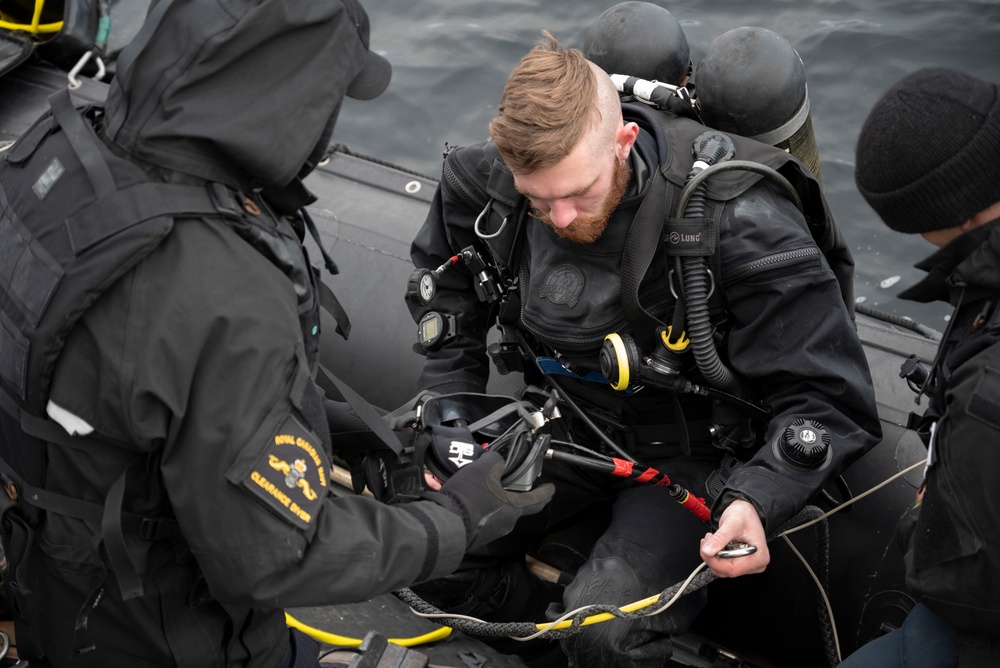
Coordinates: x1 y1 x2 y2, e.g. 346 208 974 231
408 105 882 666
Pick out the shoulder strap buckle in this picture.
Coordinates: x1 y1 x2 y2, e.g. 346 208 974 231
207 182 244 219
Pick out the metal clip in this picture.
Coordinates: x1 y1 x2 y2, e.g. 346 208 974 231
67 51 106 90
475 199 511 240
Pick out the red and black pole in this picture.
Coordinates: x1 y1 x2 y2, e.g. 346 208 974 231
545 449 711 522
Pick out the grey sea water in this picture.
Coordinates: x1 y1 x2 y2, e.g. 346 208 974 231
335 0 1000 328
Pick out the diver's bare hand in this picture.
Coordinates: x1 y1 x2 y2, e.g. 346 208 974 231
699 500 769 578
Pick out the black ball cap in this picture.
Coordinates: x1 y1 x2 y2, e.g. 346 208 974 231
342 0 392 100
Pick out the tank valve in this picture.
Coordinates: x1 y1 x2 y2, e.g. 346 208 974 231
775 418 831 470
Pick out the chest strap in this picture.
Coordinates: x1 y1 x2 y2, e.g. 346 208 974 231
620 170 673 353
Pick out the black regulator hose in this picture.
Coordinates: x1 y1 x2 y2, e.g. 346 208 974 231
677 160 804 215
675 152 805 398
677 134 743 396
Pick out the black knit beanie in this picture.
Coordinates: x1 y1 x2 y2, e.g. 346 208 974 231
855 67 1000 234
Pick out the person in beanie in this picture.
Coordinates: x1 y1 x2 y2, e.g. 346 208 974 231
841 67 1000 667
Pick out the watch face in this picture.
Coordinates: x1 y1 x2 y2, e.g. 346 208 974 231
419 312 443 347
419 273 435 303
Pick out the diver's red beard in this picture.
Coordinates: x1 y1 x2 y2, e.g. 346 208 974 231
535 159 631 244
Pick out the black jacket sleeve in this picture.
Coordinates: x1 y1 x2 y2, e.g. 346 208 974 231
714 177 882 532
408 142 498 394
53 220 468 608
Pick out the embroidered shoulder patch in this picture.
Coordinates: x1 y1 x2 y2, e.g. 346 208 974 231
242 415 329 529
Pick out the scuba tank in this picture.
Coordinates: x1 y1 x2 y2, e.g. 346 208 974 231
583 2 697 120
696 26 823 183
583 10 820 181
583 1 691 86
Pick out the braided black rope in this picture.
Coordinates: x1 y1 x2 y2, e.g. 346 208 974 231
326 143 439 181
776 506 838 668
856 303 942 342
815 513 836 668
395 505 839 657
394 568 718 641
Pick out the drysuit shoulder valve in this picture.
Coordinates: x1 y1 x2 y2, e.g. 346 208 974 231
583 1 691 86
696 26 822 181
776 418 832 470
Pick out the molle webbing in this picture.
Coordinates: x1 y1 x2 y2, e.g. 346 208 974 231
0 89 244 416
0 88 238 603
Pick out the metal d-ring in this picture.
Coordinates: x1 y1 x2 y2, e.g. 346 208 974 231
475 200 510 240
668 267 715 299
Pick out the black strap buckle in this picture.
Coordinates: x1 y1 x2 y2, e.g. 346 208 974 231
138 517 160 541
136 516 179 541
207 182 244 219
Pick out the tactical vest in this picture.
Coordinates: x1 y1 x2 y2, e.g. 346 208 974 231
0 89 332 615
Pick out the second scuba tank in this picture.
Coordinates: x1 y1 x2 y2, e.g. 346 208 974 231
696 26 823 182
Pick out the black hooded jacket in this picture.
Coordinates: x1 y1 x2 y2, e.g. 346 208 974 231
0 2 465 667
894 218 1000 639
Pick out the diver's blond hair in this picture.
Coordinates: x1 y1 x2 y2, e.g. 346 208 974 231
490 31 621 174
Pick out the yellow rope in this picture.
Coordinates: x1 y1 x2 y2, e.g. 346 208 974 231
285 612 452 648
286 465 928 648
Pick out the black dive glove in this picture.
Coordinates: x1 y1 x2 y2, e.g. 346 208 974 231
426 451 554 552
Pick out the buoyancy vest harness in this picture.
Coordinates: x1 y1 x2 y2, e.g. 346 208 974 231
428 101 855 458
457 102 852 389
0 88 345 617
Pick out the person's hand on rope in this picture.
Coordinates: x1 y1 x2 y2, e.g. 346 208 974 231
699 499 769 577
